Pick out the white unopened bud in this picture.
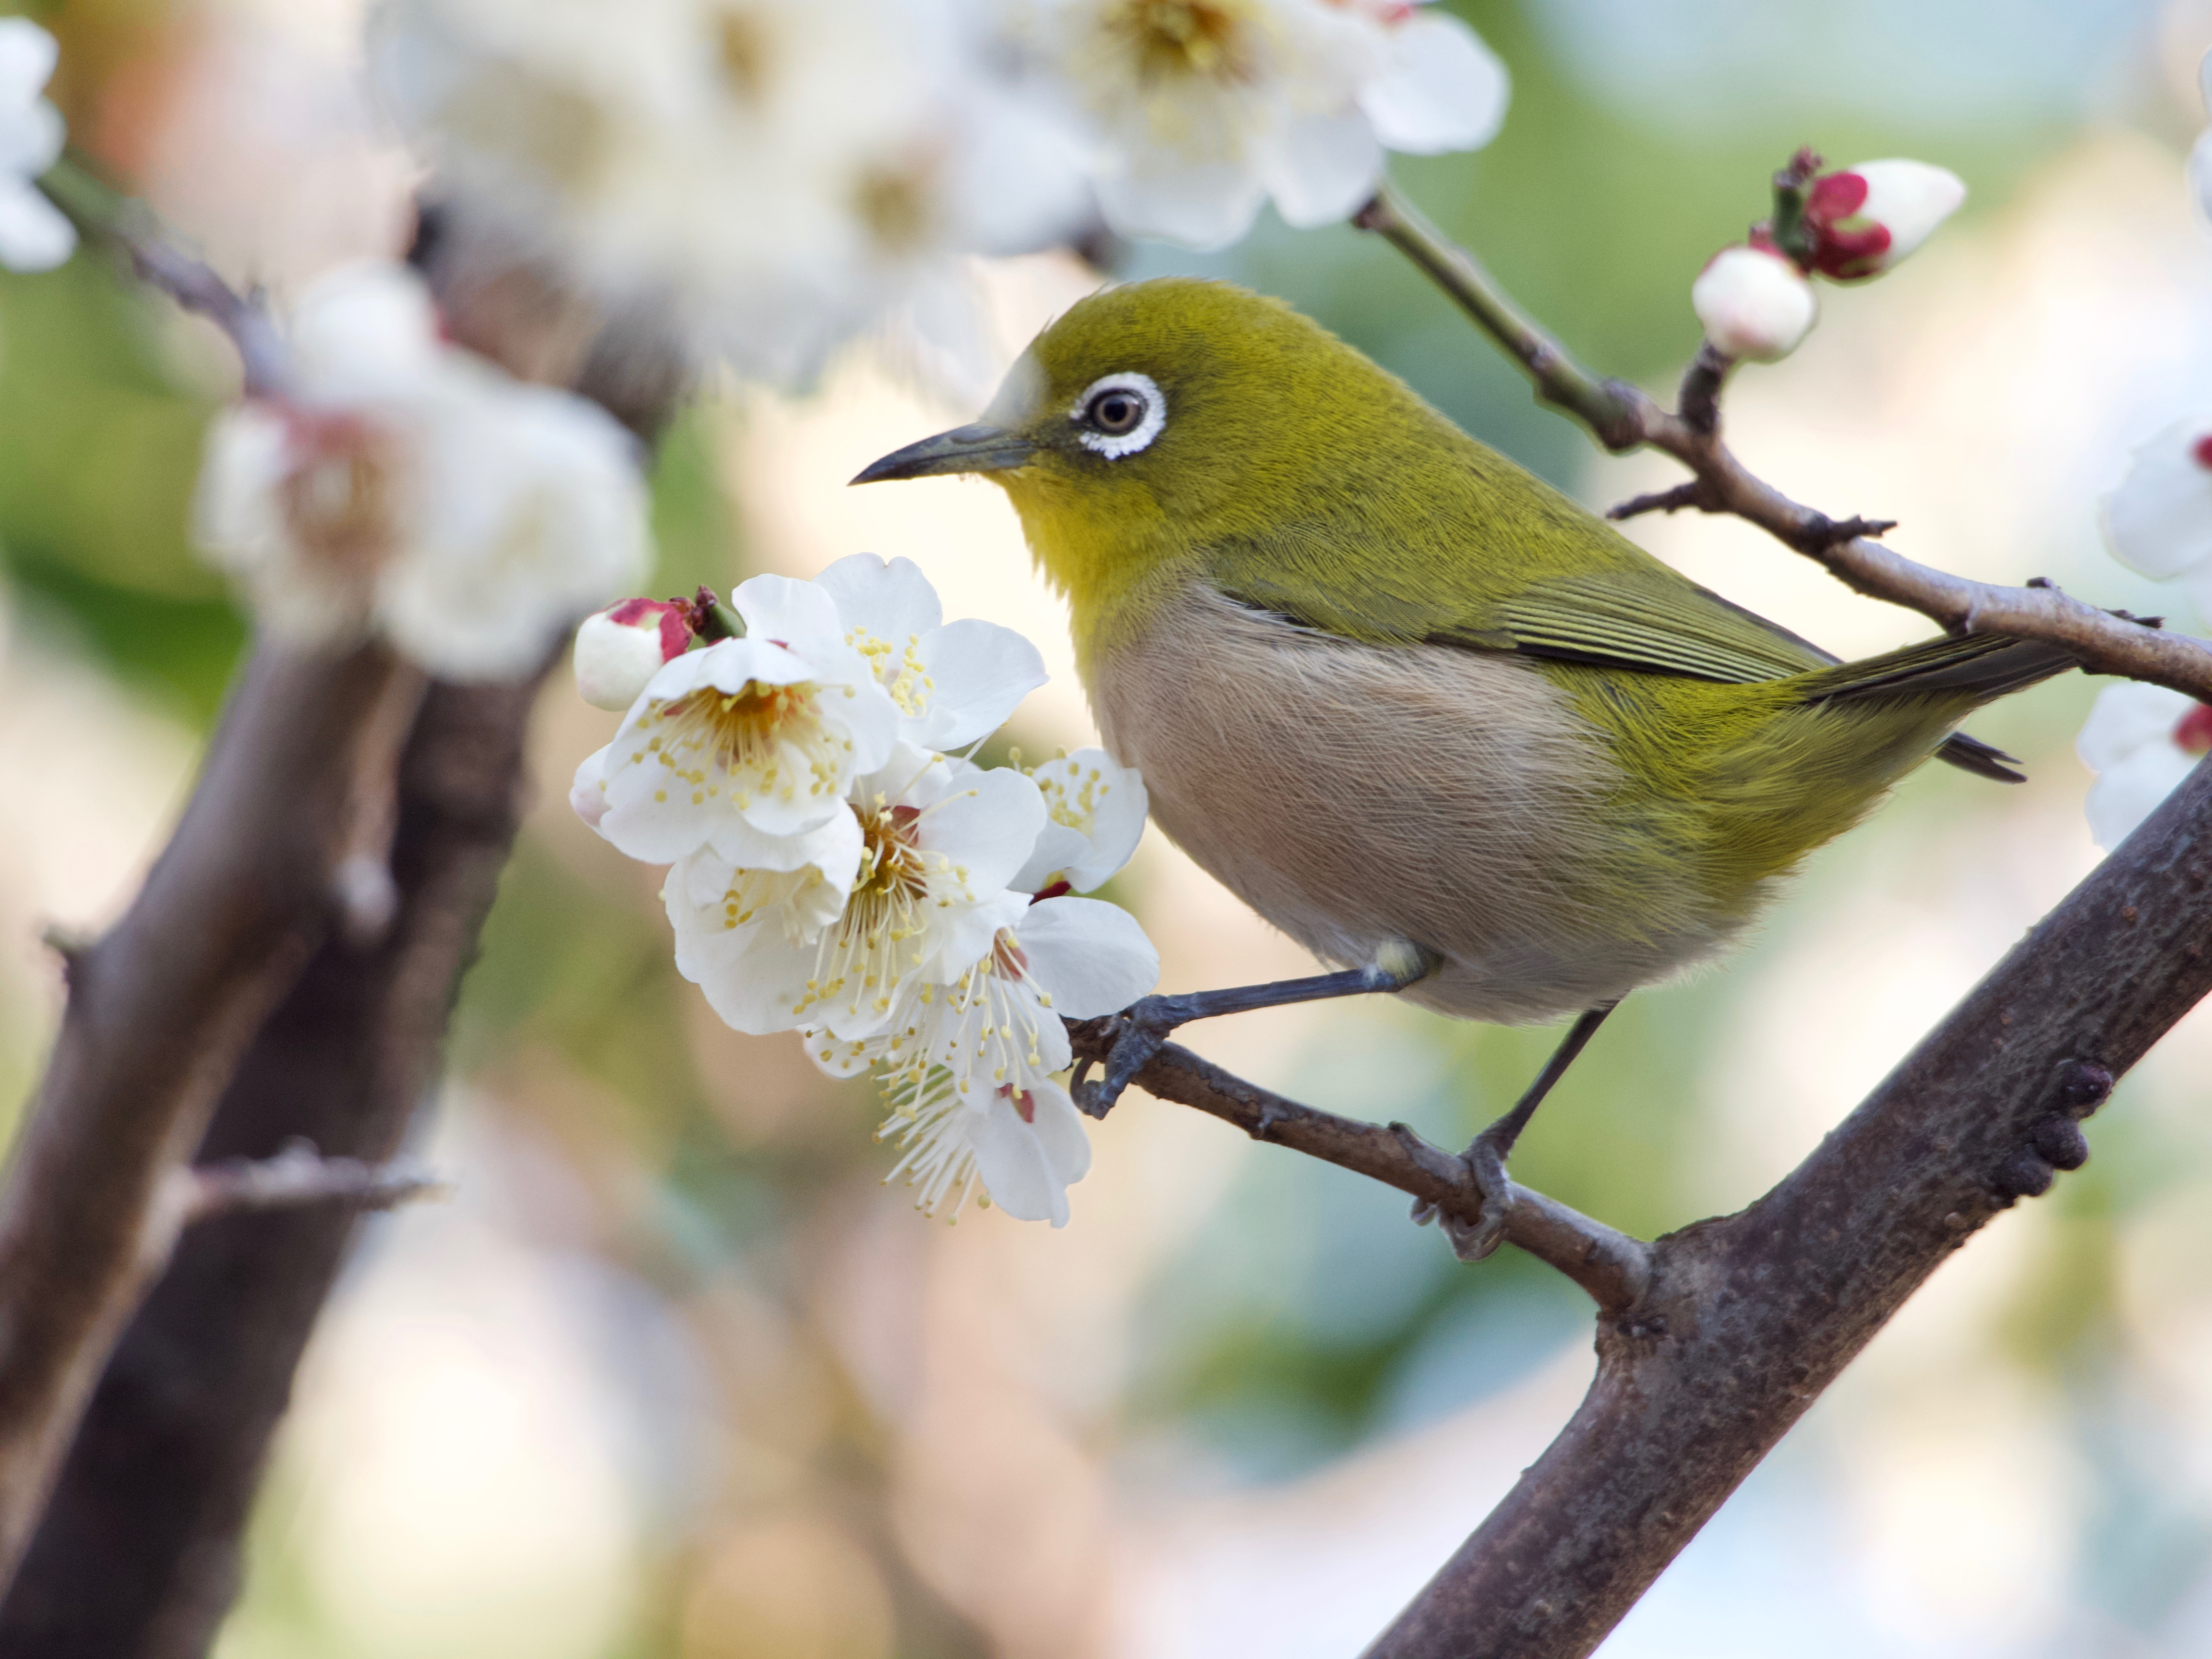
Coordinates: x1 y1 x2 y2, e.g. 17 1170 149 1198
1691 245 1816 363
574 598 691 711
1804 160 1965 281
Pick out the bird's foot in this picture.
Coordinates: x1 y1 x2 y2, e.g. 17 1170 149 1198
1438 1130 1516 1262
1071 993 1198 1118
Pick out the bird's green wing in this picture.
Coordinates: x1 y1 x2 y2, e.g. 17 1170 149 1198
1214 555 2033 781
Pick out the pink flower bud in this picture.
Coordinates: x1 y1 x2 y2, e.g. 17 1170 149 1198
573 598 691 711
1690 245 1817 363
1803 160 1965 281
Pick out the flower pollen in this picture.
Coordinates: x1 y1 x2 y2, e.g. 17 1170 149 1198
1107 0 1259 85
643 678 847 812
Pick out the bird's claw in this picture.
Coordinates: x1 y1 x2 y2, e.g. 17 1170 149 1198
1440 1134 1515 1263
1071 995 1182 1118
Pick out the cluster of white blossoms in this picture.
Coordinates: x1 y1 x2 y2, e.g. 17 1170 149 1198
570 555 1158 1226
193 261 651 680
365 0 1510 382
0 18 77 273
1690 157 1966 364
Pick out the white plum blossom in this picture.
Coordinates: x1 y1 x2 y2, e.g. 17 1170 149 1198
594 578 902 864
1802 159 1966 281
0 18 75 273
574 598 694 712
369 0 1085 387
2101 417 2212 622
194 260 650 679
813 552 1047 749
1690 244 1816 363
1012 745 1148 892
668 748 1043 1038
2077 682 2212 852
812 894 1160 1223
1030 0 1508 249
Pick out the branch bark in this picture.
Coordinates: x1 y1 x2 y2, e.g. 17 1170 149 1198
0 212 688 1656
1354 182 2212 705
0 642 412 1587
1066 1021 1651 1313
1358 758 2212 1658
0 675 542 1659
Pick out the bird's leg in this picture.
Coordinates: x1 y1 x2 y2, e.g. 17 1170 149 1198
1071 941 1434 1118
1436 1001 1619 1263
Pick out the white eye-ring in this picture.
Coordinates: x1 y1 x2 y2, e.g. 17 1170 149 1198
1071 372 1165 458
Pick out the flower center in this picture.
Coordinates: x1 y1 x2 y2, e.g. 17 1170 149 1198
1106 0 1258 84
640 680 849 813
796 801 953 1026
278 412 404 581
712 6 774 104
852 159 940 259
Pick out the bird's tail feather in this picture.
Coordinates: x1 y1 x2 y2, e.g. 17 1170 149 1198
1796 632 2075 707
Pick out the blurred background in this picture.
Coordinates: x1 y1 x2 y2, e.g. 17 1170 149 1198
6 0 2212 1653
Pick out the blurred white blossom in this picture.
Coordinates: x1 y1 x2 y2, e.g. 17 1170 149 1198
2101 416 2212 622
195 261 649 679
814 552 1047 749
1690 244 1816 363
370 0 1085 386
1013 745 1147 893
0 18 76 272
2077 681 2211 851
1026 0 1506 249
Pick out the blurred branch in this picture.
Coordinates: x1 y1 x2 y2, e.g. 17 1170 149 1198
174 1144 446 1226
0 214 688 1658
1355 180 2212 706
0 641 414 1593
0 672 545 1659
1360 762 2212 1659
40 156 289 399
1067 1022 1650 1314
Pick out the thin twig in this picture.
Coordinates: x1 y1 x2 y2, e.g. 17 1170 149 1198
1356 180 2212 705
1065 1019 1651 1313
37 156 288 398
173 1144 446 1228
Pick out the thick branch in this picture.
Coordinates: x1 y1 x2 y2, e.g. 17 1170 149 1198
1364 758 2212 1658
1356 182 2212 706
1068 1022 1650 1314
0 641 411 1588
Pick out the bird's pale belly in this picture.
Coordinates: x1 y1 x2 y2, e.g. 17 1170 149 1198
1093 583 1744 1023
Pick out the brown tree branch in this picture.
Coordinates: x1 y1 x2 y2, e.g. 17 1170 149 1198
0 641 414 1589
1355 181 2212 705
1067 1022 1651 1314
0 674 545 1658
1351 758 2212 1657
0 212 689 1657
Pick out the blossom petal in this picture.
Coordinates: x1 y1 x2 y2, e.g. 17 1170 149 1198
815 552 943 639
2101 420 2212 581
570 745 612 831
912 619 1046 748
968 1088 1088 1226
1018 897 1159 1018
2075 681 2196 774
1261 108 1383 228
1095 161 1267 252
733 572 850 656
1359 13 1509 155
2086 745 2200 852
915 765 1049 898
0 176 74 273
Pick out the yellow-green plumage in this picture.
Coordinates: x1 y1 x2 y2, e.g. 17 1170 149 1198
861 278 2070 1023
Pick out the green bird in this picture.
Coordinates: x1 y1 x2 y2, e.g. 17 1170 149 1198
856 278 2069 1253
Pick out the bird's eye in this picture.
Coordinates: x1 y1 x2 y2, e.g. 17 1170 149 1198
1070 371 1166 458
1088 389 1144 434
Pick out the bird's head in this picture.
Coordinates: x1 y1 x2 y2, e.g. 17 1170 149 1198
853 278 1421 646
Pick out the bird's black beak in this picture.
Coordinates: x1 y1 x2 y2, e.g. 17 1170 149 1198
850 423 1036 485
